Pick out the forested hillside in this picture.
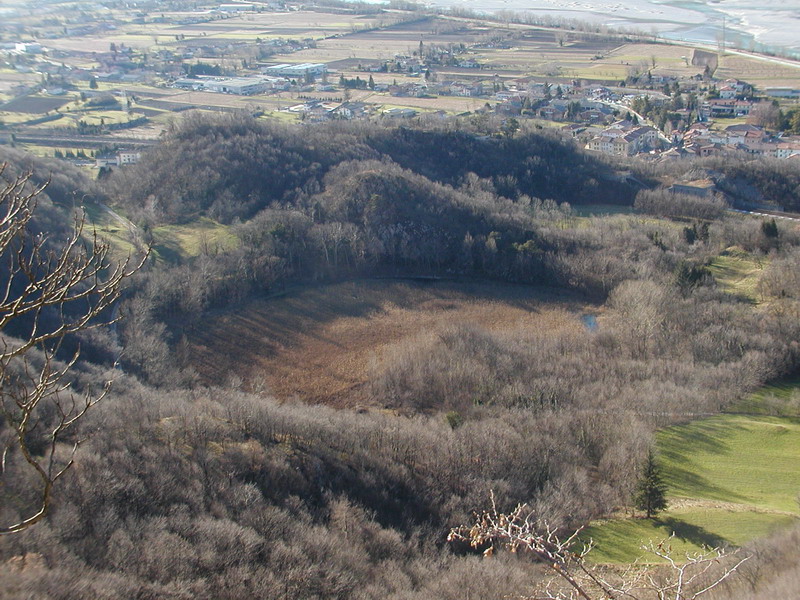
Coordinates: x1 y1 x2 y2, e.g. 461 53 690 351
1 114 800 599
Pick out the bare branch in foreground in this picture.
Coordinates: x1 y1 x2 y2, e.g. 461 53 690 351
449 491 749 600
0 165 146 534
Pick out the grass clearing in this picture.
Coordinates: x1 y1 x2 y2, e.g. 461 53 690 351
706 247 766 303
572 204 636 217
151 217 237 263
18 144 92 159
82 201 141 259
0 111 36 124
77 110 140 125
658 414 800 513
585 508 796 563
733 379 800 417
585 380 800 564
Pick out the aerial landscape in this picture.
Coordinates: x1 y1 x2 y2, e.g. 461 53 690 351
0 0 799 598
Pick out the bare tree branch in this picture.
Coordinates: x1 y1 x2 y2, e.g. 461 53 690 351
449 492 749 600
0 164 147 535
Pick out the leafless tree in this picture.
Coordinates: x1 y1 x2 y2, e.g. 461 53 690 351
0 166 145 534
449 492 749 600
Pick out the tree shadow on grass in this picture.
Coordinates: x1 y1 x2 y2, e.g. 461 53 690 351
656 516 730 549
151 242 183 264
661 464 748 504
660 421 735 456
658 420 749 503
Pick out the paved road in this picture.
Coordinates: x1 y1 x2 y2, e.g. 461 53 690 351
96 201 139 234
731 208 800 222
6 130 159 148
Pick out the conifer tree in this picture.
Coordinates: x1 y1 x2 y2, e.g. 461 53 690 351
761 218 779 239
634 450 668 518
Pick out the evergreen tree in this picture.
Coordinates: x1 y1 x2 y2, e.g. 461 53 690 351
761 218 779 239
634 450 668 518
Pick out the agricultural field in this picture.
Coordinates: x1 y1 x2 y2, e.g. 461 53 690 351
290 17 501 64
187 279 588 407
1 94 69 114
584 383 800 564
41 10 409 56
2 6 798 144
469 37 624 80
714 52 800 89
150 89 287 111
0 69 39 94
362 92 487 114
160 10 393 40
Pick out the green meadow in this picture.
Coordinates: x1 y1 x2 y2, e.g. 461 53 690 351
584 383 800 563
707 247 766 303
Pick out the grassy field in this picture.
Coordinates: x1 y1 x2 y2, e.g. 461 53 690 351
81 201 141 259
18 144 93 158
734 379 800 417
572 204 637 217
151 217 237 263
586 509 796 563
706 247 766 303
84 203 236 264
659 415 800 513
584 384 800 564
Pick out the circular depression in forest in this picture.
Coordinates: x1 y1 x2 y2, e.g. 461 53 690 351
186 279 591 408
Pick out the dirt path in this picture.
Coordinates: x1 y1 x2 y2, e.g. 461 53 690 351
668 497 800 518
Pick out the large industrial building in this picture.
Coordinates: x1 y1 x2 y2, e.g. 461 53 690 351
202 77 270 95
263 63 327 78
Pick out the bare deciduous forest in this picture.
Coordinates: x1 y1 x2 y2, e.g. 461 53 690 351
1 114 800 598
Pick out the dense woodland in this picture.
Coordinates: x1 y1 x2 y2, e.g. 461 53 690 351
2 114 800 598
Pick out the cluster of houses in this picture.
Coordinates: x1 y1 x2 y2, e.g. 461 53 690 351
2 1 799 167
678 123 800 159
701 98 756 118
282 99 419 121
571 121 800 160
385 80 485 98
584 121 661 156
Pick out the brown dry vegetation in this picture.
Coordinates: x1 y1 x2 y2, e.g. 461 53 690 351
5 113 800 600
188 279 587 407
715 53 800 88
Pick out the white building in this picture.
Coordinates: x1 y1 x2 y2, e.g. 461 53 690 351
203 77 269 95
118 151 141 165
765 88 800 99
218 3 255 11
586 124 658 156
263 63 327 78
15 42 43 54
